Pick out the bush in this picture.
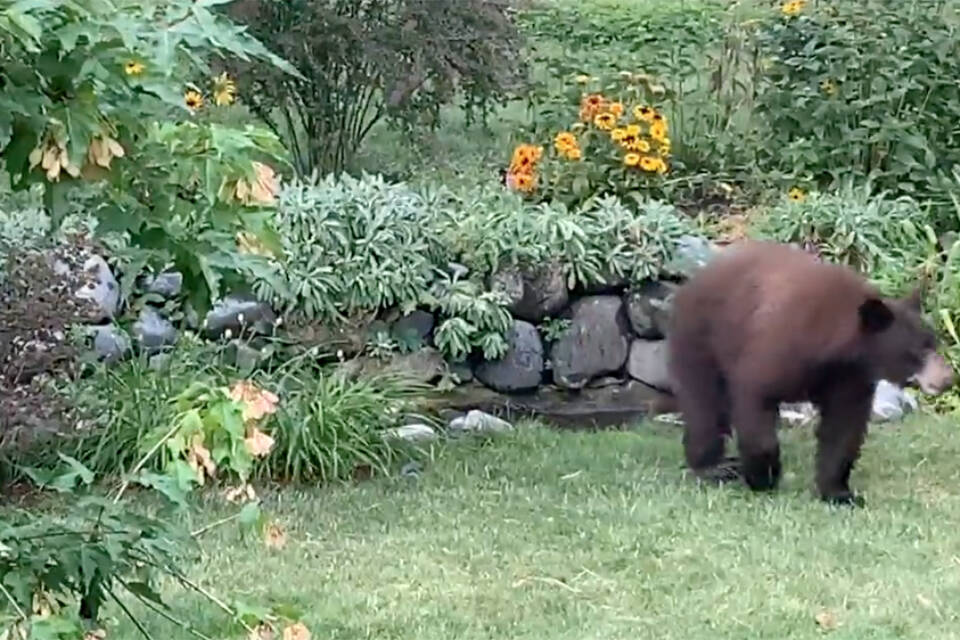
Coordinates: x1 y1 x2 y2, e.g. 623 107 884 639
748 181 935 295
753 0 960 217
516 0 764 183
227 0 526 176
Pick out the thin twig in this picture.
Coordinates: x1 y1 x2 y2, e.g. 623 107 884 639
107 586 154 640
190 512 242 538
0 581 26 619
113 421 182 503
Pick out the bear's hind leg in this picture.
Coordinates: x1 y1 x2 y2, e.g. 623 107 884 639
731 394 781 492
813 380 873 507
673 357 737 484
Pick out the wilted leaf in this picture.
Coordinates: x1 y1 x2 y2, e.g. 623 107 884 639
815 609 837 631
282 622 311 640
264 522 287 550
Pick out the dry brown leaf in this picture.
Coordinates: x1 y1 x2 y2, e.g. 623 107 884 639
264 522 287 550
229 380 279 423
224 483 258 503
244 426 275 458
248 623 275 640
282 622 311 640
815 609 837 631
186 433 217 482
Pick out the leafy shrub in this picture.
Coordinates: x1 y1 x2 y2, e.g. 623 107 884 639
227 0 525 176
0 0 299 311
748 181 934 294
252 172 447 320
753 0 960 215
6 338 420 490
443 186 698 290
0 497 196 637
254 367 422 484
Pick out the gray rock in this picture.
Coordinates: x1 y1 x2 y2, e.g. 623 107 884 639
550 296 631 389
626 339 672 391
203 293 277 340
73 255 119 321
779 402 817 428
448 410 514 435
392 310 435 345
149 353 172 371
92 326 131 364
871 380 918 423
624 281 677 338
449 361 474 384
133 307 178 353
143 271 183 299
340 348 446 385
475 320 544 392
383 424 439 443
665 235 717 278
491 262 568 323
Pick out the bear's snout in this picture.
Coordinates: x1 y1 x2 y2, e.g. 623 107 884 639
910 351 955 395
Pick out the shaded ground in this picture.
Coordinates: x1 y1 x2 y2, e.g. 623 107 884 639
103 414 960 639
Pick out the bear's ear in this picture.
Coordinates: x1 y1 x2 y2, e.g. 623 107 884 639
859 298 895 333
904 286 924 311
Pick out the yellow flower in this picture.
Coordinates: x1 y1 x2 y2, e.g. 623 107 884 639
565 147 582 161
631 139 651 153
788 187 806 202
594 112 617 130
554 131 578 153
658 140 672 157
625 124 642 137
609 102 624 117
634 105 656 123
654 157 668 175
184 90 204 111
652 112 668 126
212 72 236 106
611 128 626 142
623 153 641 167
781 0 805 16
124 60 145 76
509 144 543 174
649 121 668 143
575 74 591 84
639 156 659 172
820 79 837 96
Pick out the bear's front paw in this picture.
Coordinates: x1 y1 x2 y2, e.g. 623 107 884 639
741 452 782 492
821 491 865 508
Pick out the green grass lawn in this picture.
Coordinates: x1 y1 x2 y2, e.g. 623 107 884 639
106 413 960 639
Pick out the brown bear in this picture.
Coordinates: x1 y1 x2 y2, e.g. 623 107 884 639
666 240 954 506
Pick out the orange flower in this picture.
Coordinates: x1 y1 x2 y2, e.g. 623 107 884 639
509 144 543 175
579 93 607 122
229 380 279 423
510 172 538 193
554 131 578 153
609 102 624 117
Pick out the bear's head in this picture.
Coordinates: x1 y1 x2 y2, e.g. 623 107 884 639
858 288 954 395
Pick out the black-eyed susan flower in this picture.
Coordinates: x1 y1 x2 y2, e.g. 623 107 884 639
639 156 659 172
788 187 806 202
649 121 668 143
184 90 204 111
554 131 578 153
594 112 617 131
611 128 626 142
124 60 145 76
634 105 656 123
212 72 237 106
623 153 641 168
565 147 582 161
781 0 805 16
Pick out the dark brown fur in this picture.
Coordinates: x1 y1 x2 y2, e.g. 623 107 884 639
667 241 952 506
